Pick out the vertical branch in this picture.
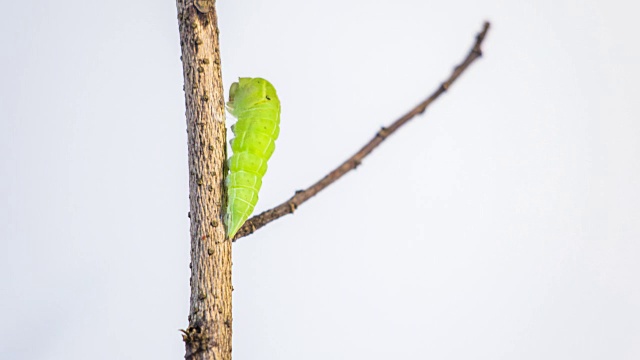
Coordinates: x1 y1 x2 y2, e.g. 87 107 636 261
176 1 231 360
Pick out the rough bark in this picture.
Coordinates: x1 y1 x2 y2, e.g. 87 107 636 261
176 1 231 360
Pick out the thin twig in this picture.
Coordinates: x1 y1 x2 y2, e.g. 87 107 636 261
233 21 491 241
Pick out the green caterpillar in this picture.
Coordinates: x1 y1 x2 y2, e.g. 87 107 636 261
225 77 281 238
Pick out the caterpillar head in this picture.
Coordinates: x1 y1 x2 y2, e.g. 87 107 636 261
226 78 279 116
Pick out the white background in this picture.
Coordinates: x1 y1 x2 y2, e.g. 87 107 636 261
1 0 639 359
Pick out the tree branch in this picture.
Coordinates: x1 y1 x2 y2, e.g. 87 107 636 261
176 1 232 360
233 21 491 242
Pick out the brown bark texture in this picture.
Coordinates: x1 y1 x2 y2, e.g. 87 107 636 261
176 1 231 360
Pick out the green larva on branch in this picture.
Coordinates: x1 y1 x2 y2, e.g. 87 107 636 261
225 78 281 238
